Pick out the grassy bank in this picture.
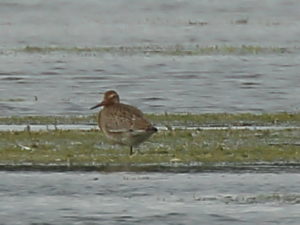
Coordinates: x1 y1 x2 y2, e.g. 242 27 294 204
1 113 300 170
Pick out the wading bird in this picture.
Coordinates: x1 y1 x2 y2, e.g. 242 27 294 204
90 90 157 155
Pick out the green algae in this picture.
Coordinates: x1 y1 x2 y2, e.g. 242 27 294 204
1 112 300 127
0 98 25 102
147 112 300 127
1 128 300 168
0 115 95 125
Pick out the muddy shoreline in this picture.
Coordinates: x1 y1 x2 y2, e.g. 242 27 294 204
1 162 300 173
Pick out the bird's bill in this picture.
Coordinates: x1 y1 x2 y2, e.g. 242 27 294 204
90 101 104 110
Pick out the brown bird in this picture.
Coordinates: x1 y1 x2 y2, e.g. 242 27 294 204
90 90 157 155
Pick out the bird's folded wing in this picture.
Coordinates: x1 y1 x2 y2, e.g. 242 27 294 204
105 114 150 133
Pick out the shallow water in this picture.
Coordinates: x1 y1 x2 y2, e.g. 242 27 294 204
1 0 300 116
1 2 300 224
1 171 300 225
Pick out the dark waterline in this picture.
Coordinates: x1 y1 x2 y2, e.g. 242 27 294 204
1 162 300 174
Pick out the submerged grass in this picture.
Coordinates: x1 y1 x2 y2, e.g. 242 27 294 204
1 127 300 168
12 44 292 56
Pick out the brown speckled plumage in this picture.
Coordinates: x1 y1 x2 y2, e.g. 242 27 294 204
91 90 157 155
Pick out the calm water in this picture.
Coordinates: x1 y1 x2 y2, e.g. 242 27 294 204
1 171 300 225
1 0 300 116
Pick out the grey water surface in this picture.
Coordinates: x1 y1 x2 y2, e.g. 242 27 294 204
1 0 300 116
1 171 300 225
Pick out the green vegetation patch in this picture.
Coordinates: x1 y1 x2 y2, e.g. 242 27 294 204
147 112 300 127
0 115 95 125
1 128 300 169
1 112 300 127
0 98 25 102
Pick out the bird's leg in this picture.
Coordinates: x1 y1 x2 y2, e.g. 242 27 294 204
130 146 133 155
